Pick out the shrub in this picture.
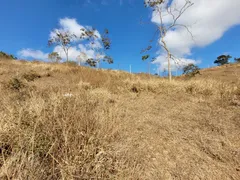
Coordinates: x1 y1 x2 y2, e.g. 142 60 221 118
183 63 201 77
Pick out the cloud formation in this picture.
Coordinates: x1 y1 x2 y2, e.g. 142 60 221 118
18 49 48 60
18 18 103 63
151 0 240 70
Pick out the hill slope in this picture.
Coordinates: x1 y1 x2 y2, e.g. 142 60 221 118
199 63 240 84
0 59 239 179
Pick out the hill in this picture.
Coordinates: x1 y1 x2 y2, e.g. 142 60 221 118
0 59 239 179
199 63 240 84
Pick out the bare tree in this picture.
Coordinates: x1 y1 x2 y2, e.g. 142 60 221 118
143 0 194 81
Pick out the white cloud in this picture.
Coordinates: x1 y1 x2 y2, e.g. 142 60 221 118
50 18 101 40
150 0 240 70
17 49 48 60
152 54 201 71
52 44 96 60
19 18 104 63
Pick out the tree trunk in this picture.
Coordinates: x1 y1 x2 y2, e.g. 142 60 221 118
167 53 172 81
63 48 69 62
162 39 172 81
66 51 69 62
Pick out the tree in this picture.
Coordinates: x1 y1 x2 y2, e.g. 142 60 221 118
48 31 77 62
214 55 232 66
48 26 113 67
234 57 240 63
144 0 164 7
48 52 62 63
84 28 113 68
183 63 200 77
143 0 194 81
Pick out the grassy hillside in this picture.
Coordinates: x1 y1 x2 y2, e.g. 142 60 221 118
0 59 239 179
199 63 240 84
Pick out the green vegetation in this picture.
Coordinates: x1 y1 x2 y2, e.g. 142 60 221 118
0 51 17 60
183 63 201 77
48 27 113 67
234 57 240 63
214 55 232 66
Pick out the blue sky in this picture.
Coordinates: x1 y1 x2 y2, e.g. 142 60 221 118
1 0 240 74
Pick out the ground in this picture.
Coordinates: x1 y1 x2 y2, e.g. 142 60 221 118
0 59 239 179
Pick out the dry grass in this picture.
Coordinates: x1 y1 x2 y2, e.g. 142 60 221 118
0 59 239 179
197 63 240 84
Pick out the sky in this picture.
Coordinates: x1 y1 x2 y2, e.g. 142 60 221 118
1 0 240 75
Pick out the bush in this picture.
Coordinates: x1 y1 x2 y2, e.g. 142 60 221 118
183 64 201 77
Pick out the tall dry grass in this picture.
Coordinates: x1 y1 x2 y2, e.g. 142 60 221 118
0 59 239 179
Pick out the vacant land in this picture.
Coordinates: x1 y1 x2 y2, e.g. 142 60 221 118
0 59 239 179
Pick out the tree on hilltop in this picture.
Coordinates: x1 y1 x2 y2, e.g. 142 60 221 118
142 0 194 81
214 55 231 66
84 28 113 68
234 57 240 63
48 31 77 62
48 26 113 67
